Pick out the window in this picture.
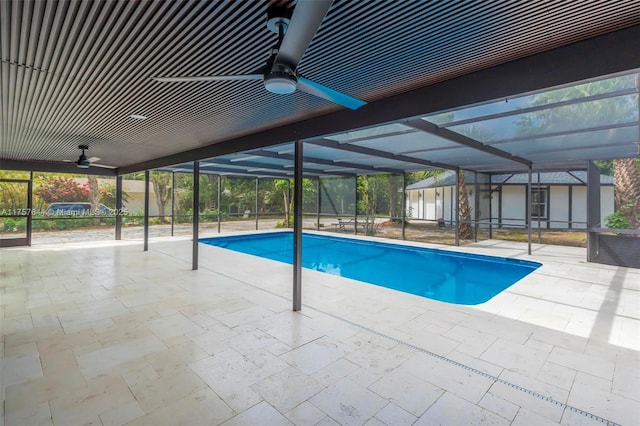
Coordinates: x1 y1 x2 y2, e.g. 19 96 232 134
531 188 548 218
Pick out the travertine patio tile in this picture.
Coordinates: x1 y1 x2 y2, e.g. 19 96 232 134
444 324 499 358
312 357 361 386
536 361 576 391
2 348 43 386
480 337 548 377
99 401 145 426
345 343 412 376
250 366 325 413
478 392 519 422
49 375 135 426
400 352 494 404
129 365 209 412
4 400 53 426
146 312 205 340
567 372 640 426
548 346 615 380
4 370 86 414
368 368 444 417
310 378 388 426
128 388 235 426
279 336 351 374
286 401 327 425
612 360 640 401
489 382 564 422
414 392 509 425
222 401 291 425
373 402 417 425
499 370 569 403
75 334 165 377
511 408 562 426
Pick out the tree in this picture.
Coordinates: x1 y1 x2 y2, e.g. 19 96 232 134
86 175 101 224
151 171 172 223
457 170 473 239
613 157 640 228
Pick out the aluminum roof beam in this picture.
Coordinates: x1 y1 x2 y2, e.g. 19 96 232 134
165 163 345 179
405 119 532 167
305 139 457 171
200 158 354 177
248 149 402 175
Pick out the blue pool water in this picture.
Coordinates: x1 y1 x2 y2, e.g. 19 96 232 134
200 232 540 305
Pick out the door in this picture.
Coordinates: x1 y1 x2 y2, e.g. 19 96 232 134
0 179 32 247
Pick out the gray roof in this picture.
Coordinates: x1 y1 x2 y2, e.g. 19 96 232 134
406 170 614 190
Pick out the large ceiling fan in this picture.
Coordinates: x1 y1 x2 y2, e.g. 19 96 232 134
63 144 113 169
152 0 366 110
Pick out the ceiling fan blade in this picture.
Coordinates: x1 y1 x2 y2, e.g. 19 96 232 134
298 77 366 110
92 163 116 169
275 0 332 70
88 157 101 163
153 74 262 83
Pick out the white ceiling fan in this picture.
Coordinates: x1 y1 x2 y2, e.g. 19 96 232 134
152 0 366 110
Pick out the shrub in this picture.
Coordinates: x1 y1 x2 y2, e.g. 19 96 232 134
604 211 631 229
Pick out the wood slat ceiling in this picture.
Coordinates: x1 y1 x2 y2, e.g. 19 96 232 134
1 0 639 173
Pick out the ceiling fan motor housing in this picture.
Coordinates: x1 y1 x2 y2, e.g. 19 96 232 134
264 64 298 94
77 144 91 168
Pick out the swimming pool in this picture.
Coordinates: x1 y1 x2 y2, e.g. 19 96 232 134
200 232 540 305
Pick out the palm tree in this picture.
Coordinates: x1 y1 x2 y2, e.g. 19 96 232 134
613 157 640 228
457 170 473 239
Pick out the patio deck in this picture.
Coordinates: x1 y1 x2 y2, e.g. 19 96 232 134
1 234 638 425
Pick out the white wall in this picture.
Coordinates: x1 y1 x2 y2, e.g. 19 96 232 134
500 186 526 227
601 186 615 221
406 186 463 223
570 186 615 228
407 184 614 229
549 186 568 229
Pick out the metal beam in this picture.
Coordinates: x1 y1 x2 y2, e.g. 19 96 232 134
292 141 303 311
401 173 406 240
201 157 354 177
249 149 399 174
527 168 532 255
115 176 122 240
193 161 200 270
306 138 456 170
217 175 222 233
144 170 150 251
566 171 587 185
405 119 532 167
170 172 175 236
174 162 350 179
586 161 601 263
255 178 259 231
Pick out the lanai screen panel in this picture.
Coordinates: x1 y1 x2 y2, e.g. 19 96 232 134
423 71 639 166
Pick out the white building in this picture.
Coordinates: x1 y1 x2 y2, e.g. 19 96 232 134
406 171 615 230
